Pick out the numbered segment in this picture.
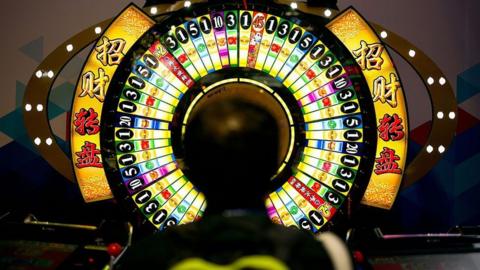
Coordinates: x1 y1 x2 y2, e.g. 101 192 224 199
224 10 239 67
283 41 327 88
306 114 363 131
302 86 357 114
211 11 230 67
265 197 283 225
277 188 312 231
263 18 291 73
132 170 183 206
270 23 304 77
179 192 206 224
304 101 360 123
185 19 215 72
246 11 267 68
254 14 278 70
197 14 223 70
307 140 365 156
158 35 202 80
238 10 253 67
293 171 344 211
276 32 316 81
298 75 352 107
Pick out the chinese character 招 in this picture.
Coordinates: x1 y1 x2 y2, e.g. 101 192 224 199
352 40 384 70
372 73 401 108
73 108 100 136
95 37 126 66
75 141 102 168
80 68 109 102
374 147 401 175
378 113 405 141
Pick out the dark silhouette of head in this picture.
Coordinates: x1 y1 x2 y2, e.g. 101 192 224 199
184 98 279 214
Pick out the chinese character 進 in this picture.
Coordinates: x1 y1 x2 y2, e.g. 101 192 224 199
95 36 126 66
73 108 100 136
378 113 405 141
352 40 384 70
374 147 401 175
75 141 102 168
80 68 109 102
372 73 401 108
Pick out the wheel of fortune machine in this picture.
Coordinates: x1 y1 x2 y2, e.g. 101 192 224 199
63 1 412 234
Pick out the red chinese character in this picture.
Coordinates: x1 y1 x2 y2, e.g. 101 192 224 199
73 108 100 136
378 113 405 141
374 147 401 175
75 141 102 168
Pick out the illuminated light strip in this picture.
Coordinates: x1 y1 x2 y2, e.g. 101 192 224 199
288 51 338 93
327 8 408 209
132 169 183 205
276 32 317 81
269 192 298 228
301 86 356 114
254 14 276 71
185 19 215 73
283 40 327 88
182 93 204 126
265 197 283 225
179 192 205 225
270 24 305 78
303 102 360 123
303 147 360 170
70 5 154 202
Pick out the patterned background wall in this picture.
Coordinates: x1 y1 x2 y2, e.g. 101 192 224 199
0 0 479 232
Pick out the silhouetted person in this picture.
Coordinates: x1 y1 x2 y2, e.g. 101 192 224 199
117 98 350 269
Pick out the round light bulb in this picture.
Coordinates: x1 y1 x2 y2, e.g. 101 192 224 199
47 70 54 78
408 49 416 58
46 137 53 146
449 111 456 119
426 145 434 153
439 77 446 85
427 77 434 85
184 1 191 7
436 111 444 119
324 9 332 17
95 26 102 34
150 7 157 14
36 104 44 111
380 31 388 39
25 104 32 111
438 145 445 154
34 137 41 146
66 44 73 52
290 2 298 9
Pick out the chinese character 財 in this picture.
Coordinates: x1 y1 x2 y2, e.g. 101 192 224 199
372 73 401 108
80 68 109 102
95 36 126 66
352 40 384 70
